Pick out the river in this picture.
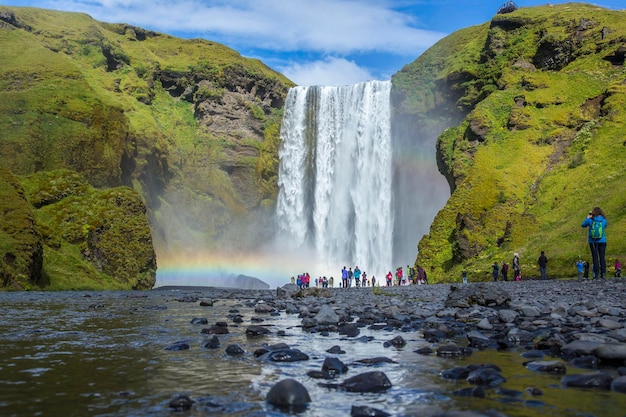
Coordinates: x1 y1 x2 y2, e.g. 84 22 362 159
0 288 624 416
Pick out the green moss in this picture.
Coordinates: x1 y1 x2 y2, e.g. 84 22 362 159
404 4 626 282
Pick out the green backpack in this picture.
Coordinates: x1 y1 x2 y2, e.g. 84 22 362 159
590 218 603 240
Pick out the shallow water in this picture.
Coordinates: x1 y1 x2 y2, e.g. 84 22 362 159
0 289 625 417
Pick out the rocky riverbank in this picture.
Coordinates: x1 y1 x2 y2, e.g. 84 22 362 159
164 278 626 416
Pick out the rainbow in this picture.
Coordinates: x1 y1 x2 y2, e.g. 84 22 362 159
154 249 338 289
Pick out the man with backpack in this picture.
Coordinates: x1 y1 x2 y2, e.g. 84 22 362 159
582 207 608 279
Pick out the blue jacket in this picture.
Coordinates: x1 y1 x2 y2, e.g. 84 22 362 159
582 215 607 243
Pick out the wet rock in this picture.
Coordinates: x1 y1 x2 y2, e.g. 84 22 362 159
164 341 190 351
525 360 567 374
199 299 214 306
561 372 613 389
264 349 310 362
339 371 392 392
452 386 486 398
353 357 396 365
307 370 334 379
266 379 311 412
569 355 599 369
245 325 270 337
414 347 434 355
225 344 245 356
255 303 275 314
495 387 523 398
467 330 491 348
315 304 340 324
168 394 195 410
339 323 360 337
384 335 406 348
351 405 392 416
326 345 346 354
525 386 543 396
201 335 220 349
190 317 208 325
593 343 626 362
437 345 472 357
610 375 626 393
520 350 545 359
322 357 348 374
466 367 506 387
205 320 229 332
442 366 472 380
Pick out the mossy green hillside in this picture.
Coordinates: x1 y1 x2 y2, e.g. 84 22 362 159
0 6 294 284
393 4 626 282
21 169 156 290
0 167 43 290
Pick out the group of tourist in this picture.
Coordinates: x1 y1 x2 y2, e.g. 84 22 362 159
478 206 615 283
291 207 615 287
290 264 434 289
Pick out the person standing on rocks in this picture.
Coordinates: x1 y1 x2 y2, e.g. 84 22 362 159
501 261 509 281
583 260 590 279
538 251 548 280
513 253 521 281
492 262 500 282
329 276 334 288
615 259 621 277
461 270 468 284
576 258 584 281
582 207 608 279
354 266 362 287
341 267 348 288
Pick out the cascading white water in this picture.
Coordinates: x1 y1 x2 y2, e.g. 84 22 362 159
276 81 393 278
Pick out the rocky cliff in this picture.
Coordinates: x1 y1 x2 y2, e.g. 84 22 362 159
392 3 626 281
0 6 293 290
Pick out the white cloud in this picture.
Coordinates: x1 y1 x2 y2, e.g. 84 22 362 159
279 57 376 86
40 0 446 55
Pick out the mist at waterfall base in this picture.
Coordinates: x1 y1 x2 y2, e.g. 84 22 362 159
154 80 449 289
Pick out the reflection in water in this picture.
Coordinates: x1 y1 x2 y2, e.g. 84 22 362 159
0 290 625 417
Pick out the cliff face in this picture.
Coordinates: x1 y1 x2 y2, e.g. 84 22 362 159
1 168 156 290
392 4 626 281
0 6 293 289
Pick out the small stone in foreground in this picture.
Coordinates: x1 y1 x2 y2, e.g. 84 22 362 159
266 379 311 412
168 395 194 410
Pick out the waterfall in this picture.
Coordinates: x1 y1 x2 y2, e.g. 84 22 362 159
276 81 393 278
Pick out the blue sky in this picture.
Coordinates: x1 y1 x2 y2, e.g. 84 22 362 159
7 0 625 85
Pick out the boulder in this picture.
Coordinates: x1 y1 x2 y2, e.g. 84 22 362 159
339 371 392 393
445 284 511 308
315 304 340 325
266 379 311 411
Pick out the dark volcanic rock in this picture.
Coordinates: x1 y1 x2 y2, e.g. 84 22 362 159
264 349 310 362
200 335 220 349
266 379 311 412
561 372 613 389
339 371 392 393
168 395 195 410
164 341 190 351
246 325 270 337
322 357 348 374
525 360 567 374
225 344 245 356
445 283 511 308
